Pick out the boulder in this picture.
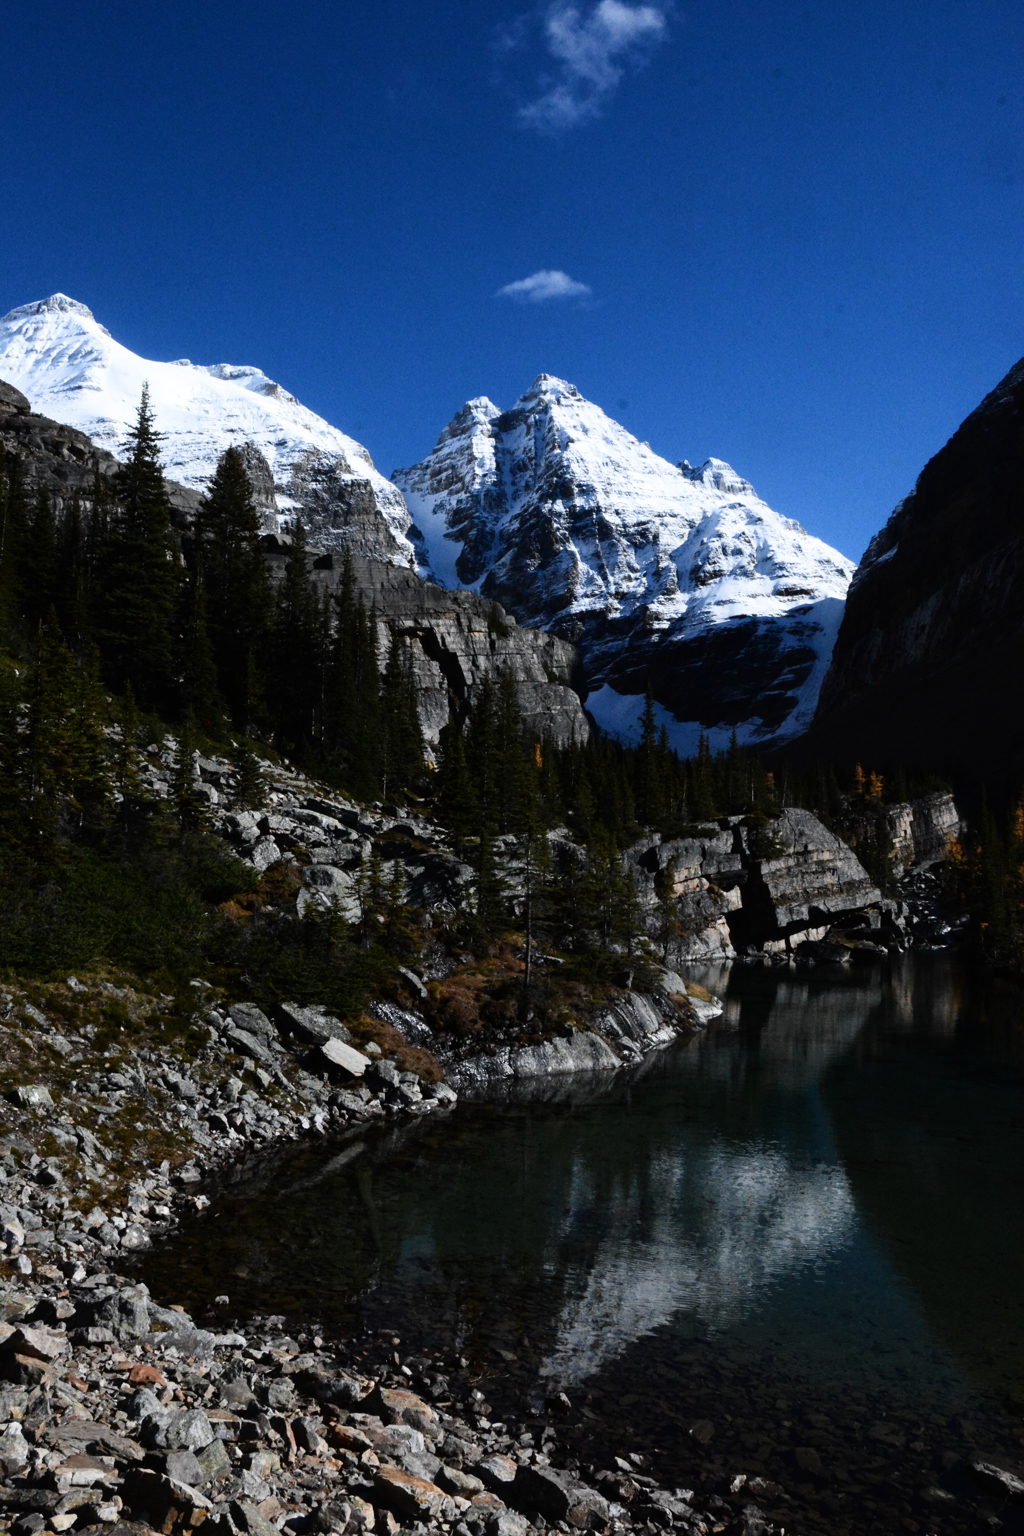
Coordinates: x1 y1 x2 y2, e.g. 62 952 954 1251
298 864 361 922
511 1464 610 1526
970 1462 1024 1504
367 1384 438 1435
373 1466 457 1523
227 1003 274 1041
224 1026 276 1071
144 1409 216 1453
477 1454 518 1493
10 1085 53 1111
120 1467 214 1532
88 1284 151 1339
277 1002 352 1047
319 1039 371 1077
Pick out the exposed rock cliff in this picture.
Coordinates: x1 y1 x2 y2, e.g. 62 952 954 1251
804 355 1024 787
395 375 853 750
277 548 590 750
626 807 897 962
884 791 962 873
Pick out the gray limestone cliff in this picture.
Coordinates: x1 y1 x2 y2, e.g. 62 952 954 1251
884 792 962 873
626 806 897 962
264 546 590 751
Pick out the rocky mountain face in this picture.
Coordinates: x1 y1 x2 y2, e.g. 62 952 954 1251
291 549 590 750
804 354 1024 788
0 378 202 520
394 375 854 750
0 295 413 563
625 807 897 962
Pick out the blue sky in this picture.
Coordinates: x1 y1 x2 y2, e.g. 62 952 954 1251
2 0 1021 561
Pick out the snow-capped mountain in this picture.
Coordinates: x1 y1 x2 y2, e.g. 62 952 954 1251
394 375 855 747
0 295 414 562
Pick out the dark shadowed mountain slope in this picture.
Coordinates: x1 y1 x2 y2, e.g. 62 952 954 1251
797 354 1024 791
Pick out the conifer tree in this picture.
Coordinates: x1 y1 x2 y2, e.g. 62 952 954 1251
99 387 180 710
271 518 318 752
171 712 207 829
0 653 24 858
55 497 88 646
112 685 147 827
325 554 381 797
690 732 716 820
21 490 58 632
635 684 663 827
229 739 267 810
435 719 473 850
25 632 110 842
0 451 29 636
465 676 500 831
179 547 224 731
378 632 424 801
198 446 271 728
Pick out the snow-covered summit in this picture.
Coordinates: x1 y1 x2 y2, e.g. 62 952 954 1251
0 295 414 561
397 372 850 620
395 375 855 745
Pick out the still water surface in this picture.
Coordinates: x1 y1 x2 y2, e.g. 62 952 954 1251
138 956 1024 1495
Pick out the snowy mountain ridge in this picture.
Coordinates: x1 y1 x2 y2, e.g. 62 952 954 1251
0 298 855 749
0 294 415 562
395 375 854 747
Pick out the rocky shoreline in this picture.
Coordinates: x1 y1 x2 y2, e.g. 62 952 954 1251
2 961 1024 1536
0 971 790 1536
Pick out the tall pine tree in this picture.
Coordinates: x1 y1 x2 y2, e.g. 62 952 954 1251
97 387 180 711
197 446 270 729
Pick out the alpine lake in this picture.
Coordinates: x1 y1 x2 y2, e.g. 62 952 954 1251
132 955 1024 1536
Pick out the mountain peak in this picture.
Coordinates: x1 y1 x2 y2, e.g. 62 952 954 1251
680 457 755 497
0 293 414 563
395 374 855 746
2 294 99 324
518 374 582 407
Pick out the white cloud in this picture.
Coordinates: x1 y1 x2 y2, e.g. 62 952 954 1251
519 0 667 132
497 270 593 303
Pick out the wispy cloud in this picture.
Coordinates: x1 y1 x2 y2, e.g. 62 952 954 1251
497 270 593 303
519 0 668 132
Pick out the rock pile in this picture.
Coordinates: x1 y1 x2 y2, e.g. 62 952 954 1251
0 1269 789 1536
0 977 458 1281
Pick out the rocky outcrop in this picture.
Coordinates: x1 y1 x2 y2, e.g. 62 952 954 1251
802 354 1024 789
286 448 413 564
287 550 591 750
446 983 716 1091
884 791 962 873
395 375 853 748
0 379 202 521
627 807 898 961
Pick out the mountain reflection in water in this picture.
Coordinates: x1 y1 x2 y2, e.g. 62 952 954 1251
135 956 1024 1428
